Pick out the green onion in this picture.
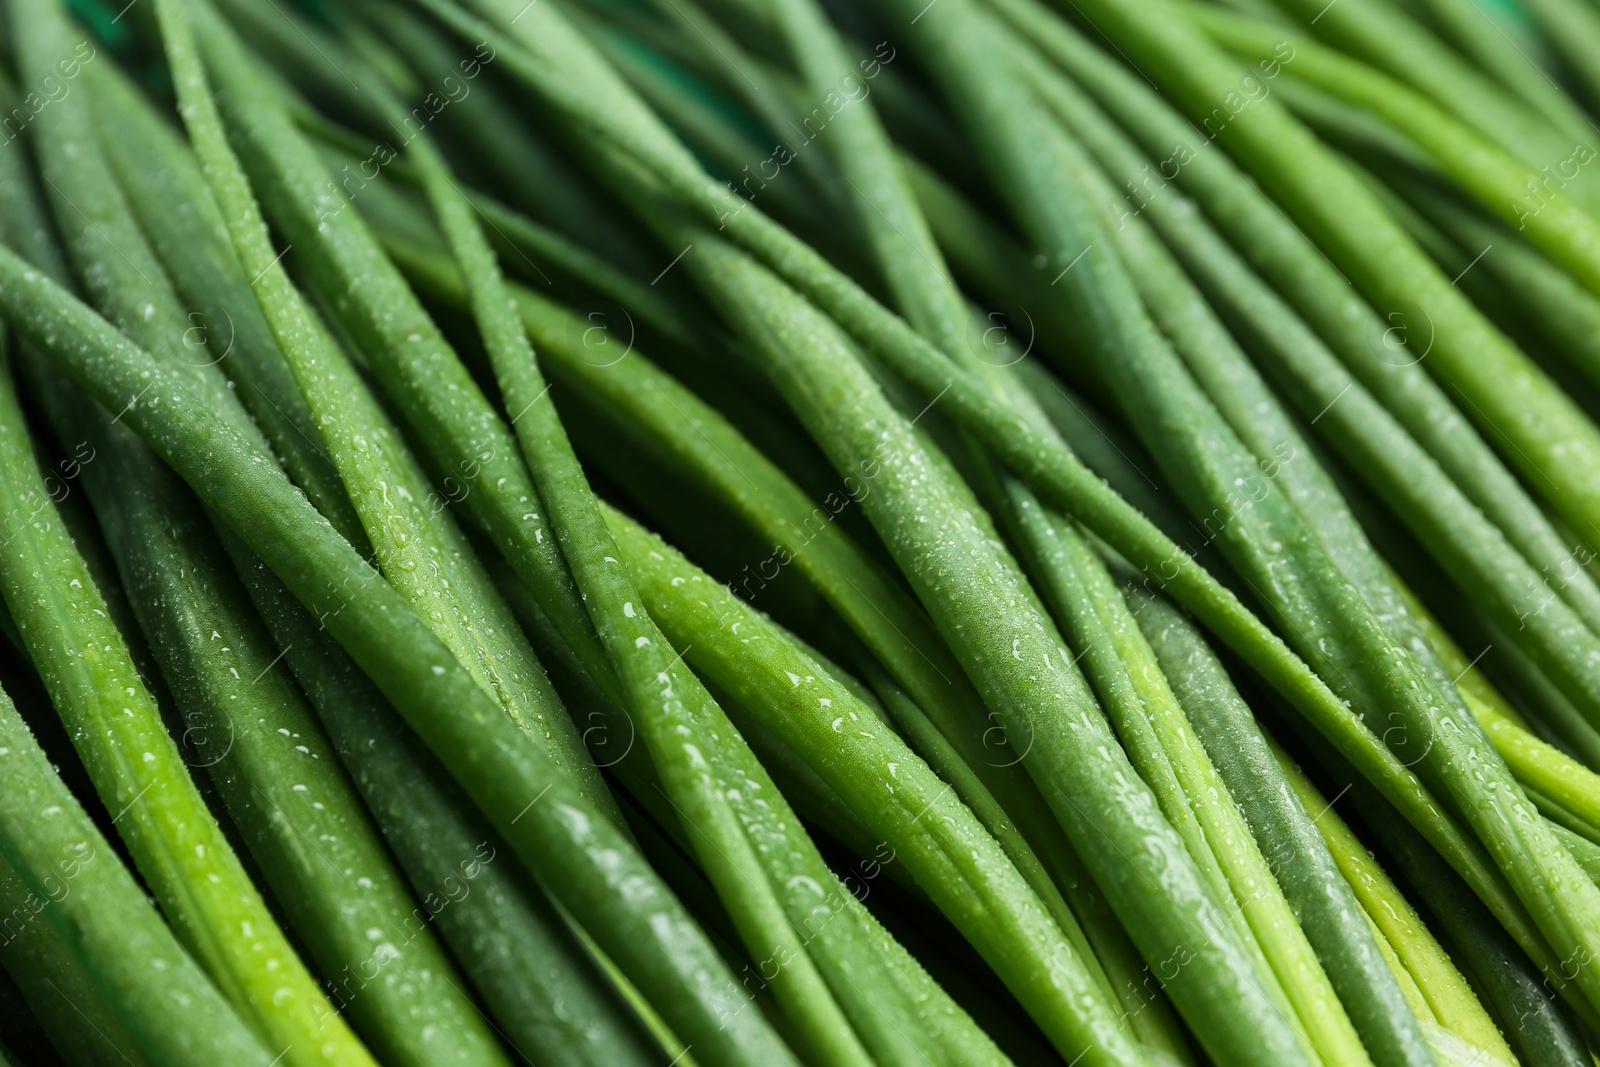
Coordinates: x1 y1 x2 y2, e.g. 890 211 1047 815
387 225 1189 1057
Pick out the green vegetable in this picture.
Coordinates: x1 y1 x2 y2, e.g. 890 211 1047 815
1058 0 1600 647
86 60 365 546
1191 6 1600 295
1300 735 1592 1067
679 222 1275 1067
1271 745 1516 1064
386 225 1185 1055
1263 0 1598 197
449 0 1555 1041
196 4 978 1058
1007 0 1600 1020
1003 23 1600 739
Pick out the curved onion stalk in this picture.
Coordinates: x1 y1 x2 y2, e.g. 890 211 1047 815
1017 505 1351 1064
1287 737 1592 1066
1399 585 1600 839
1133 589 1443 1067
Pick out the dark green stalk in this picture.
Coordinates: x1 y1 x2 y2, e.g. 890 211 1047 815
1053 0 1600 619
385 224 1149 1042
1271 747 1519 1064
0 50 372 1053
0 822 152 1067
1381 168 1600 397
1319 741 1593 1067
85 61 365 548
676 221 1282 1067
1411 0 1581 133
1519 0 1600 114
396 46 921 1067
175 1 613 822
350 0 661 277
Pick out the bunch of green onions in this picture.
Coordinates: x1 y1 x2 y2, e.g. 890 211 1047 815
0 0 1597 1063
